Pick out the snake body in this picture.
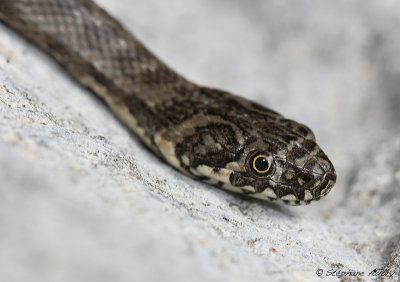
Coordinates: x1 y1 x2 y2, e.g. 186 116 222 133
0 0 336 205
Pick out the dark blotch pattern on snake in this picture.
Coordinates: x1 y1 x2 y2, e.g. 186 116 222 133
0 0 336 205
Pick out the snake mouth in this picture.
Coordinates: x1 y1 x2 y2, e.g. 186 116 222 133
265 170 336 205
309 171 336 201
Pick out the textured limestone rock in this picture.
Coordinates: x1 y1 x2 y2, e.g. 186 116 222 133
0 0 399 281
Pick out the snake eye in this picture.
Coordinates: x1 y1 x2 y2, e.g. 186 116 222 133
246 152 274 178
253 155 270 173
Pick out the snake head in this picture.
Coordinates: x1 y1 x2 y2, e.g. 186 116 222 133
170 89 336 205
226 118 336 205
175 110 337 205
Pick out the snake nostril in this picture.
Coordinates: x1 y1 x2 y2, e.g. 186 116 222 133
297 173 314 188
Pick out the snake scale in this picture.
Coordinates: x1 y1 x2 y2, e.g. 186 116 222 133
0 0 336 205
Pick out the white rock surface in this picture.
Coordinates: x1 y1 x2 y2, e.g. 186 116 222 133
0 0 399 281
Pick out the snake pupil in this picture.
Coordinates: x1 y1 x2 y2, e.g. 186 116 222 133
255 156 269 172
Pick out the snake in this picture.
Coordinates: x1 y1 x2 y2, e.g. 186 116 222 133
0 0 336 205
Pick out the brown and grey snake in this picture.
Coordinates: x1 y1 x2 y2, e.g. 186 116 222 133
0 0 336 205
